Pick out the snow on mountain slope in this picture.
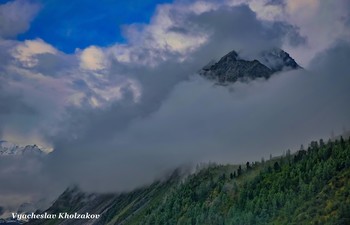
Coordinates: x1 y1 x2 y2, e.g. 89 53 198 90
0 141 48 156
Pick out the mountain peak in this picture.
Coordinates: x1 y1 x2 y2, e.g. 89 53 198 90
200 48 300 83
219 50 239 62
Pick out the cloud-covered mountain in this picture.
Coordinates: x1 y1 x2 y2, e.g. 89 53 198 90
200 48 300 83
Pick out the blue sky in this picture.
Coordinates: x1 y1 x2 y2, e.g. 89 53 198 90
17 0 172 53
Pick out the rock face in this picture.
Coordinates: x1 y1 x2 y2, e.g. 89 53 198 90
200 48 300 83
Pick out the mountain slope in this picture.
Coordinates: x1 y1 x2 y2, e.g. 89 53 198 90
26 137 350 225
258 48 300 72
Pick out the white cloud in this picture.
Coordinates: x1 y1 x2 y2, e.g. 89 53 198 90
109 1 212 66
79 46 108 71
12 39 57 68
144 4 208 54
86 77 142 107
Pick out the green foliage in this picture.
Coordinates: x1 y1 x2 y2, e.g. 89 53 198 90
122 138 350 225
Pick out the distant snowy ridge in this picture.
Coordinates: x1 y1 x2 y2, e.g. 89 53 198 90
0 140 49 156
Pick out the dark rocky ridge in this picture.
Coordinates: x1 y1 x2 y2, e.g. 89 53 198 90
200 48 300 83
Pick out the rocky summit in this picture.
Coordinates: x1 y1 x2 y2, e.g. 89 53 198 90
200 48 300 83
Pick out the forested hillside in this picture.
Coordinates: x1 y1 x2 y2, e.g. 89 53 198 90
28 137 350 225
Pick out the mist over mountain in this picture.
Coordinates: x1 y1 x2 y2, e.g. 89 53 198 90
5 40 348 197
25 138 350 225
0 0 350 222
